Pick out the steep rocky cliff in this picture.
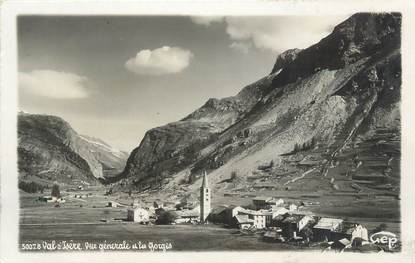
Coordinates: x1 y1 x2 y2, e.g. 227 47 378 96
116 13 401 200
18 112 128 188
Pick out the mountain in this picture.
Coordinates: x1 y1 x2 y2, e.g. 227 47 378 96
18 112 128 189
115 13 401 202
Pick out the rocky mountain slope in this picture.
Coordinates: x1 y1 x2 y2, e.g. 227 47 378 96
115 13 401 203
18 112 128 189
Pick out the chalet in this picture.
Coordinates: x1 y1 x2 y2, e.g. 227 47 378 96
252 196 272 209
280 214 314 238
258 207 289 227
238 209 266 229
127 208 150 223
332 223 368 244
351 224 369 243
313 217 344 241
258 210 273 226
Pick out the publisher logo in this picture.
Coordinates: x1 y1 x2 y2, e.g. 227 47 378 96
370 231 398 249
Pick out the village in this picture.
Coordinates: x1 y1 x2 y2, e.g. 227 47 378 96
35 172 399 253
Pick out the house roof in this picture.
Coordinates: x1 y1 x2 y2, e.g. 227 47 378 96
210 205 228 215
314 217 343 230
282 214 307 224
270 207 289 215
257 209 273 216
253 196 272 202
239 209 266 216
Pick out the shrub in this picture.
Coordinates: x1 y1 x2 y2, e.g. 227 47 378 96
156 210 177 225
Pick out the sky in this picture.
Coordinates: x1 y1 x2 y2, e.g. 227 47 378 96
18 15 348 153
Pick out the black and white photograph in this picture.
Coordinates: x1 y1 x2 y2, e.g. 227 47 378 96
1 1 415 262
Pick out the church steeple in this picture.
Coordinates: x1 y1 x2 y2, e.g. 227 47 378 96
202 171 209 188
200 171 211 223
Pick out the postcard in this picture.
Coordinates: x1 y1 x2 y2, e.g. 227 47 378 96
1 1 415 262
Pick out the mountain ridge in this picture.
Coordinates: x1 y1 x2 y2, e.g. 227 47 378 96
114 13 401 204
18 112 128 188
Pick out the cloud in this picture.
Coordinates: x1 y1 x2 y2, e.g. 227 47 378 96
125 46 193 76
19 70 89 99
229 41 251 54
224 16 348 53
190 16 224 26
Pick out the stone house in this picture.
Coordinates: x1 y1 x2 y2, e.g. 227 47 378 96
127 208 150 223
280 214 314 238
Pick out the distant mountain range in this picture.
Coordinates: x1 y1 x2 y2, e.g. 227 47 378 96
18 13 401 200
18 112 128 188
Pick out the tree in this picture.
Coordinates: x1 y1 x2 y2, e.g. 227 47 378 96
230 171 237 181
156 210 177 225
51 184 60 198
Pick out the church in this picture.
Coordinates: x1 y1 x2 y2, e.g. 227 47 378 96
200 171 211 223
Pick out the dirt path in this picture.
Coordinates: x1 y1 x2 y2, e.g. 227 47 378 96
283 168 316 185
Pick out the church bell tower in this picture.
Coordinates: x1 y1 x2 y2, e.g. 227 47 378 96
200 171 211 223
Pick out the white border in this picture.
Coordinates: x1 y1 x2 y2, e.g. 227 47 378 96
1 1 415 262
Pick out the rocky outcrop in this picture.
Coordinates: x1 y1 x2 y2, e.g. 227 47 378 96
271 48 302 74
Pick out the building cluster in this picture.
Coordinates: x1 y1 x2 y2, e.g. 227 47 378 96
119 171 371 250
209 195 369 249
